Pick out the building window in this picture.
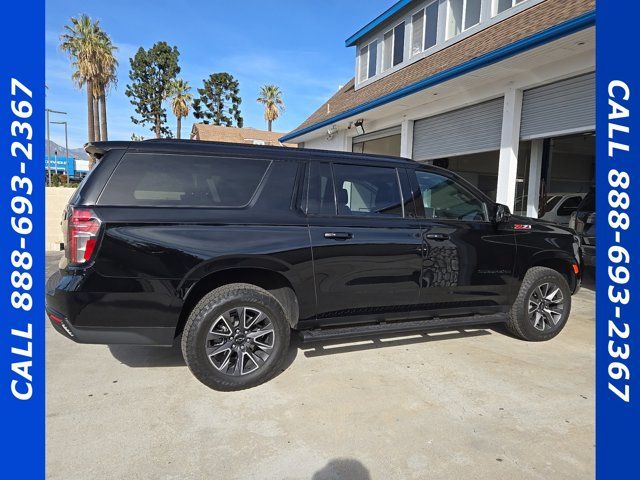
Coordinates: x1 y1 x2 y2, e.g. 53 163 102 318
425 2 439 49
383 30 393 70
411 1 439 57
496 0 526 15
359 40 378 81
358 45 368 82
447 0 482 39
368 40 378 78
393 22 405 66
411 10 424 57
382 22 405 71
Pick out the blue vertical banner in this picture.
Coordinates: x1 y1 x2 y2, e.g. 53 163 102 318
0 0 45 478
596 1 640 477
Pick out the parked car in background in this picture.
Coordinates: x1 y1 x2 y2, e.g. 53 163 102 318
541 193 586 225
46 140 583 391
569 188 595 267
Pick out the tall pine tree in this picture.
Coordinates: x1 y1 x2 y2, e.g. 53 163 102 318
125 41 180 138
193 73 243 127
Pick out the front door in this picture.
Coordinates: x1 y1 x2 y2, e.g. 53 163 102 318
411 168 518 316
303 161 423 325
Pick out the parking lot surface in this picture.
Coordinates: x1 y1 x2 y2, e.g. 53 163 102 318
46 252 594 479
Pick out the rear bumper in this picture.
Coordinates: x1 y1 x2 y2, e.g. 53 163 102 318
47 307 175 345
46 270 176 346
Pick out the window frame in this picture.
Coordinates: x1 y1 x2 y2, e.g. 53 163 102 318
383 20 406 72
298 161 410 220
355 0 538 90
299 161 337 217
392 21 406 67
96 152 273 209
410 0 440 58
358 44 369 82
382 29 394 71
367 39 378 78
359 39 379 80
330 163 408 219
447 0 483 39
410 8 425 58
412 168 491 223
493 0 526 16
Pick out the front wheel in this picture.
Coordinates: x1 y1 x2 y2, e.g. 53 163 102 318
181 283 290 391
506 267 572 341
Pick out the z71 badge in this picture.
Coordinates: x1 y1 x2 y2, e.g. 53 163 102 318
514 224 532 230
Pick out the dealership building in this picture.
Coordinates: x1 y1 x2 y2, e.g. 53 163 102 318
280 0 595 216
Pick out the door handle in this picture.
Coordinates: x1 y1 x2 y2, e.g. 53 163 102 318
324 232 353 240
425 233 450 241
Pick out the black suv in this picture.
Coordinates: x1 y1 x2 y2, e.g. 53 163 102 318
46 140 582 391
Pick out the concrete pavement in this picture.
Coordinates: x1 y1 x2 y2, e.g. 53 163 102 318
46 252 594 479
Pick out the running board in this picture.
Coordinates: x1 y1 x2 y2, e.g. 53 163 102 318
298 313 507 343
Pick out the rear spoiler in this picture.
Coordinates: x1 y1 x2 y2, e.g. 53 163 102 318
84 141 130 160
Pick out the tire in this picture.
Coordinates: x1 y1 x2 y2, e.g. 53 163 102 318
506 266 572 341
181 283 290 391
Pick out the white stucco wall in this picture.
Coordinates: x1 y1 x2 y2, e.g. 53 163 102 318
303 130 351 151
46 187 75 251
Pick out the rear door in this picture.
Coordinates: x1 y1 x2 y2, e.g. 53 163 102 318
304 161 423 325
410 168 518 315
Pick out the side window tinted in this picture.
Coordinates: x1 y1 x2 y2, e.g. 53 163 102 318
303 162 336 215
557 196 582 216
99 153 269 207
415 171 487 221
333 164 403 217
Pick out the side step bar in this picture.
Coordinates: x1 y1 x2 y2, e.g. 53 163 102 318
298 313 507 343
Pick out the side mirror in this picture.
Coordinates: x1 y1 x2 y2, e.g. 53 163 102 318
494 203 511 223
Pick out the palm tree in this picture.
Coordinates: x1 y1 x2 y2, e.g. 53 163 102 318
94 33 118 141
167 79 192 139
60 15 118 146
257 85 285 132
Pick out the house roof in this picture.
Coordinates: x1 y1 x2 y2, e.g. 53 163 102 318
191 124 296 147
282 0 595 143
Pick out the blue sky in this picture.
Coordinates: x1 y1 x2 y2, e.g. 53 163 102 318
46 0 391 148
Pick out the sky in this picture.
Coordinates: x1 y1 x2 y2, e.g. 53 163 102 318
46 0 391 149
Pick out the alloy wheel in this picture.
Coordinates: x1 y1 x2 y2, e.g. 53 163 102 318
527 282 565 331
205 307 275 376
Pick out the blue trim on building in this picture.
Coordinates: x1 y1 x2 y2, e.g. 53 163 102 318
281 10 595 143
345 0 413 47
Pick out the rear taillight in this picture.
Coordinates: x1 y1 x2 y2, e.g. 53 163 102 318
67 207 101 264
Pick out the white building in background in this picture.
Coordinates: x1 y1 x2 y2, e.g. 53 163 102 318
281 0 595 217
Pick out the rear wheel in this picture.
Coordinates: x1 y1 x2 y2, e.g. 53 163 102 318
181 283 290 391
506 267 572 341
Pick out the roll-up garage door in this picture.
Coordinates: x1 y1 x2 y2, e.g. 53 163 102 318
520 73 595 140
412 97 504 161
353 125 401 144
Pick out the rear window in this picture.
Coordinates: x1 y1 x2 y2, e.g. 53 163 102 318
98 153 270 207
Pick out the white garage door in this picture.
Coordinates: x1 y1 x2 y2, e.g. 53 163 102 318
412 98 505 161
520 72 595 140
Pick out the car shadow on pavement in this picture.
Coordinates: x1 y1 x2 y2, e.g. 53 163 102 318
107 332 300 374
107 328 492 367
299 327 492 358
312 458 370 480
107 343 186 368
